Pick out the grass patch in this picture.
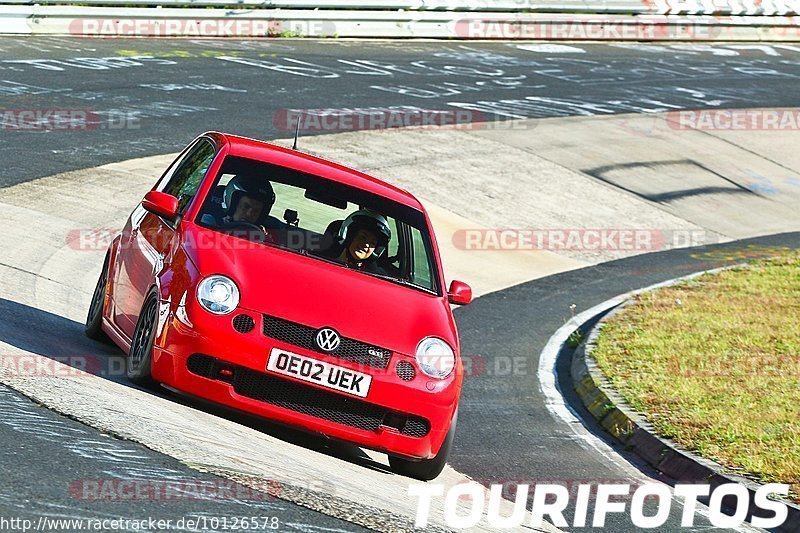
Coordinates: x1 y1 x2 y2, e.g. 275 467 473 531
592 252 800 503
566 329 584 348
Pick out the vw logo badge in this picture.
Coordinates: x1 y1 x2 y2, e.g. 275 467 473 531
315 328 341 352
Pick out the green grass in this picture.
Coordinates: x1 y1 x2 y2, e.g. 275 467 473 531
591 252 800 503
567 329 584 348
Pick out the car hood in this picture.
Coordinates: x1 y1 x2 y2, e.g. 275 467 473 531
182 224 457 355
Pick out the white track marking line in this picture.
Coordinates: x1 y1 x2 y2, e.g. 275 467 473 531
535 267 764 531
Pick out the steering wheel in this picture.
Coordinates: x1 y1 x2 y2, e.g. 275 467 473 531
224 221 277 244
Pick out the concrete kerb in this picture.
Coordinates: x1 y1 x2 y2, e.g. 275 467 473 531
566 269 800 533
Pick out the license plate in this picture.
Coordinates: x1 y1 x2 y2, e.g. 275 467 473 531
266 348 372 398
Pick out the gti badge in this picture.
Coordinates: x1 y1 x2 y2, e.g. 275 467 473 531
315 327 341 352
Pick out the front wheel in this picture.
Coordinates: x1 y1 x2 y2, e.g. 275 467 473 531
85 252 110 341
389 410 457 481
127 290 159 387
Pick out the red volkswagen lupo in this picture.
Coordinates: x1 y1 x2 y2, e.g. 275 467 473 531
85 132 472 480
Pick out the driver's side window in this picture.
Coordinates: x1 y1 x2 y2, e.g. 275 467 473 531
159 139 216 215
387 219 400 259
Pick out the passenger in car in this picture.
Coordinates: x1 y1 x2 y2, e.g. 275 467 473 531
326 210 391 274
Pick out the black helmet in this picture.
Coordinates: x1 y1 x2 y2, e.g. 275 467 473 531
338 209 391 257
222 175 275 221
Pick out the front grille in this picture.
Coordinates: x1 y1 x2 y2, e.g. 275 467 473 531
396 361 416 381
232 314 255 333
186 354 430 438
235 367 386 432
187 353 215 377
262 314 392 369
403 417 430 438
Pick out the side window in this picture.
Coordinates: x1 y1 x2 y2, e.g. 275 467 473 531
387 219 400 259
161 139 216 214
409 226 434 290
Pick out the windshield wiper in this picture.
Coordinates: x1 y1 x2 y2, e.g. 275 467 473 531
364 271 436 294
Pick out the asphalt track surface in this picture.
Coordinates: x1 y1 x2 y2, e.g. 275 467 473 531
1 38 800 185
0 384 370 533
2 37 800 531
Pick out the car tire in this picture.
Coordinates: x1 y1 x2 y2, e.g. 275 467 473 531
127 289 159 387
389 410 457 481
85 251 111 342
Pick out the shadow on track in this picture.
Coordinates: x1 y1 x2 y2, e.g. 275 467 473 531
0 298 389 475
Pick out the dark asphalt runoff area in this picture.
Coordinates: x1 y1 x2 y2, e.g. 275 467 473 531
2 37 800 531
1 37 800 186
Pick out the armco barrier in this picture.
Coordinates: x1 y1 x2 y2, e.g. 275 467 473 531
0 0 797 14
1 1 799 38
0 0 653 12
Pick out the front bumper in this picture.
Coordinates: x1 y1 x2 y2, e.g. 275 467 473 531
151 304 460 460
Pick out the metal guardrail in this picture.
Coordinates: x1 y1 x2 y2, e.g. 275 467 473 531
0 0 652 12
0 0 797 14
1 0 799 37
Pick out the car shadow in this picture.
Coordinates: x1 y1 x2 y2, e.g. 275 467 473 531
0 297 390 476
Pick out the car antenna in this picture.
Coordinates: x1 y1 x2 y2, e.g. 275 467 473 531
292 114 301 150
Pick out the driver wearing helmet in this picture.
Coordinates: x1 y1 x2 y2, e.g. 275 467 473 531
330 209 391 274
221 175 277 227
201 175 284 242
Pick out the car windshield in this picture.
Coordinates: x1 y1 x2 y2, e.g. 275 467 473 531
196 155 440 294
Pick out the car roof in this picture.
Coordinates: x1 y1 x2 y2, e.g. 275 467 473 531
207 132 425 211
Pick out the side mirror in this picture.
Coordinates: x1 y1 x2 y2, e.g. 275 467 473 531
142 191 179 220
447 280 473 306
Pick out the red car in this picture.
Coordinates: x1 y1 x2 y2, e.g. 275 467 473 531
85 132 472 480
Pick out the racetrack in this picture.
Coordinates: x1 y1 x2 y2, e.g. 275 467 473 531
3 38 800 184
2 37 800 532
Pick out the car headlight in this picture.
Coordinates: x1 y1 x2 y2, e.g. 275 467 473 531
416 337 455 379
197 275 240 315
